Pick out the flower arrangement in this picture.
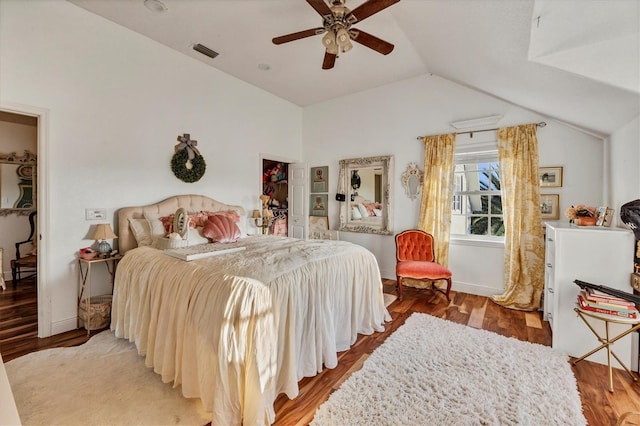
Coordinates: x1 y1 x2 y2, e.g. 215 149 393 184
565 204 597 225
564 204 596 220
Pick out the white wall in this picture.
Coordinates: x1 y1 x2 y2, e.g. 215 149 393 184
303 74 604 294
609 115 640 227
0 0 302 335
0 118 37 281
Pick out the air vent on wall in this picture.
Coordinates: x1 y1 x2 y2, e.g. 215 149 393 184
193 43 219 59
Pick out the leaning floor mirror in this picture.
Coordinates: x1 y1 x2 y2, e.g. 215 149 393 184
339 155 393 235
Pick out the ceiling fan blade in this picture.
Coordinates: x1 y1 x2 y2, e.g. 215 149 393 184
347 0 400 24
322 51 337 70
272 27 325 45
350 29 394 55
306 0 332 18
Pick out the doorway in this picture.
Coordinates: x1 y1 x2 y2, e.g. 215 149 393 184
260 155 308 239
0 102 49 338
262 159 289 236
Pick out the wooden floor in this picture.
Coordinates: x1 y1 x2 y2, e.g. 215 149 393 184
2 278 639 425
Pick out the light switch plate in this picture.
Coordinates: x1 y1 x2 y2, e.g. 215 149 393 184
85 208 106 220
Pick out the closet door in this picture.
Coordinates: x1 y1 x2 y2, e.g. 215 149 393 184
288 162 307 239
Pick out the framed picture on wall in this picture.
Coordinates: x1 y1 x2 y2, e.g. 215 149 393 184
310 166 328 193
540 194 560 220
310 194 328 216
539 167 563 187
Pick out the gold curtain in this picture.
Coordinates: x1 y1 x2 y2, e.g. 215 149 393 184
418 133 456 268
491 124 545 311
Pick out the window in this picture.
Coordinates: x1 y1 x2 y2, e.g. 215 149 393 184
451 150 504 238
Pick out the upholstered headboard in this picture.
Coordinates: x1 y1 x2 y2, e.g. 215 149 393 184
117 194 246 254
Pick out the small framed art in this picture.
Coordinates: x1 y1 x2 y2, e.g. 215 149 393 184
310 194 328 216
310 166 328 193
539 167 563 188
309 216 329 239
595 206 614 227
540 194 560 220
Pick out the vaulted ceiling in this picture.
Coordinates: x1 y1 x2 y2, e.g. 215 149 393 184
68 0 640 137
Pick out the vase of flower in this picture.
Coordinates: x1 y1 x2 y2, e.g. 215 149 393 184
576 216 597 226
565 204 597 226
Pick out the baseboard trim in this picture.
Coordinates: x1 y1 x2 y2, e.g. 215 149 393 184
452 280 502 297
51 317 79 336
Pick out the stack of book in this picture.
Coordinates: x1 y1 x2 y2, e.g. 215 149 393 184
577 288 639 319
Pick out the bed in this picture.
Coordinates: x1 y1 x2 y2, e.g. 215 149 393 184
111 194 390 425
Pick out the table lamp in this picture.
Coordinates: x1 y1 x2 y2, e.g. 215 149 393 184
91 223 118 257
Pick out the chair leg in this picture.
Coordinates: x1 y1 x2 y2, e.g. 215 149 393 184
10 260 17 287
396 276 403 301
444 277 452 301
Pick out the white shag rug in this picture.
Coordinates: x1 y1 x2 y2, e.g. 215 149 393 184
5 331 210 426
312 312 586 426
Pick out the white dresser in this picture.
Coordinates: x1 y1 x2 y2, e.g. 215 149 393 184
544 223 637 368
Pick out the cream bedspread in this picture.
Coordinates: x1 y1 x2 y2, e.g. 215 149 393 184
111 236 389 425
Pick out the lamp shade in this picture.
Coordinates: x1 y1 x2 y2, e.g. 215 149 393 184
252 209 261 219
91 223 117 240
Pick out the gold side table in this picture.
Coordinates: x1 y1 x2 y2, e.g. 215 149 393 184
572 306 640 392
78 255 122 335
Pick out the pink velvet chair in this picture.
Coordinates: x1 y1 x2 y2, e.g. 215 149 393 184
395 229 452 301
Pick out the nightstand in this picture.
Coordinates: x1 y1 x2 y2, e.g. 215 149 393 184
77 255 122 334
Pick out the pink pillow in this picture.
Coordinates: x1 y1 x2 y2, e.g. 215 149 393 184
202 215 241 243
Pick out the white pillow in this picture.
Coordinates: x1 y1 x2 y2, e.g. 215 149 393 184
129 218 153 247
373 208 383 217
144 212 167 239
357 203 369 218
188 227 210 245
352 206 362 220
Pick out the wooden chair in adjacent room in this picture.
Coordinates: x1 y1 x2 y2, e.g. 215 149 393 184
395 229 452 301
11 211 37 287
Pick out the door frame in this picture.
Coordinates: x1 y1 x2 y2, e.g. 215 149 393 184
259 153 301 235
0 101 51 337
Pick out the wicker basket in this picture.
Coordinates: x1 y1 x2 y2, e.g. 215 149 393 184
78 294 112 330
154 237 189 250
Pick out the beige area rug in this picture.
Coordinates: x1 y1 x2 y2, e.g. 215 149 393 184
5 331 210 426
312 312 586 426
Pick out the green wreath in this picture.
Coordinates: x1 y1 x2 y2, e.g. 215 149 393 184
171 149 206 183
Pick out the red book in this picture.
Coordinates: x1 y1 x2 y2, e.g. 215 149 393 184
577 295 638 319
580 290 636 310
584 288 635 307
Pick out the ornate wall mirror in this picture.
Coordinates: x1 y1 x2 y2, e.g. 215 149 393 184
339 155 393 235
0 150 36 216
401 162 424 201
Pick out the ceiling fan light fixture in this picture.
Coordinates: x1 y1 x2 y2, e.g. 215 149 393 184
335 28 352 52
322 31 338 53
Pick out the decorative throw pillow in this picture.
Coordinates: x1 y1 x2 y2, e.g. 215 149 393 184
144 213 168 239
202 214 241 243
373 208 383 217
187 227 210 246
352 206 363 220
357 203 370 218
129 218 153 246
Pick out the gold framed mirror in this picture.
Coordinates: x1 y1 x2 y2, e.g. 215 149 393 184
0 150 36 216
339 155 393 235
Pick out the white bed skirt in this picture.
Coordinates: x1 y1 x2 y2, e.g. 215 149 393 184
111 236 389 425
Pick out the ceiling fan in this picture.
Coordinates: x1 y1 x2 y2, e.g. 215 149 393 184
272 0 400 70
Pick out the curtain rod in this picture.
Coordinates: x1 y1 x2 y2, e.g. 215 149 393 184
416 121 547 140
